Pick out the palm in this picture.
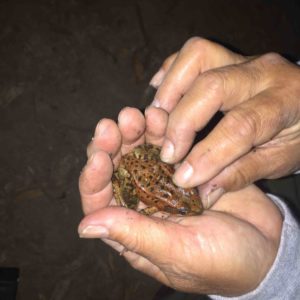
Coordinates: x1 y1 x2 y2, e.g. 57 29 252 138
105 187 280 295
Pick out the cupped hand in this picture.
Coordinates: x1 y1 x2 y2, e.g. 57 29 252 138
149 37 300 207
78 107 282 296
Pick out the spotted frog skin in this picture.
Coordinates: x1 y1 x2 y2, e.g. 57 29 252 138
112 144 203 215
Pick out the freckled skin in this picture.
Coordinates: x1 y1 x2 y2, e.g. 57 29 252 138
112 144 203 216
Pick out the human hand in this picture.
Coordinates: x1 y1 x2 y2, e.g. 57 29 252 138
78 107 282 296
150 37 300 207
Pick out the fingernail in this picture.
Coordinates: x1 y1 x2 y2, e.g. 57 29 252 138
205 188 225 208
173 161 194 185
150 98 160 108
79 225 109 238
160 139 175 162
95 121 107 137
149 69 165 88
87 153 96 165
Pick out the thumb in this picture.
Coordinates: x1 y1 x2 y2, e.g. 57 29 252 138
78 206 179 261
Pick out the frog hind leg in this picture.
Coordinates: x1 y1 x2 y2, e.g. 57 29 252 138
112 174 127 207
112 174 139 210
139 206 159 215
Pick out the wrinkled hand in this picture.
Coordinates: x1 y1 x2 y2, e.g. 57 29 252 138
150 37 300 207
78 107 282 296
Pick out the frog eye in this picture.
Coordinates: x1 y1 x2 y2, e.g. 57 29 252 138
178 207 189 215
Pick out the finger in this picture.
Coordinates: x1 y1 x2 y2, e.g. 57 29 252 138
172 89 290 188
200 137 300 207
87 118 121 159
79 150 113 215
102 238 168 284
117 107 146 154
124 251 168 284
152 37 245 112
144 106 168 146
78 206 188 265
101 238 125 253
149 52 178 88
160 56 271 165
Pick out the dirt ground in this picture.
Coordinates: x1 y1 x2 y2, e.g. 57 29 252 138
0 0 300 299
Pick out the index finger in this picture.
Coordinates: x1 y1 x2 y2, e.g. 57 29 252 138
152 37 245 112
173 90 288 188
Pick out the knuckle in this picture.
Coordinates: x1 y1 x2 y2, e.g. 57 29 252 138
222 161 256 190
184 36 209 53
258 52 287 66
200 70 225 96
223 108 259 141
168 116 195 142
253 52 299 89
230 165 252 188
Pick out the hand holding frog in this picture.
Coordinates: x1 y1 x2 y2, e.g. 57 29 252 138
150 37 300 207
78 107 282 296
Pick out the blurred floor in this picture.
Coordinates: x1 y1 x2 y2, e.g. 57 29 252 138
0 0 299 299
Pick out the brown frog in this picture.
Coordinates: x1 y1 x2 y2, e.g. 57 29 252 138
112 143 203 215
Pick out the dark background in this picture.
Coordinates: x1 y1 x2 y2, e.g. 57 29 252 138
0 0 300 299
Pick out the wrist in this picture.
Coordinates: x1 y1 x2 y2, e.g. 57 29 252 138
210 194 300 299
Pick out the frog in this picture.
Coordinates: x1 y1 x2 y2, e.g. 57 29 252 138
112 143 203 216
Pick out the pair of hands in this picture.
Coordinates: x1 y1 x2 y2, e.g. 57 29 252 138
78 38 300 296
